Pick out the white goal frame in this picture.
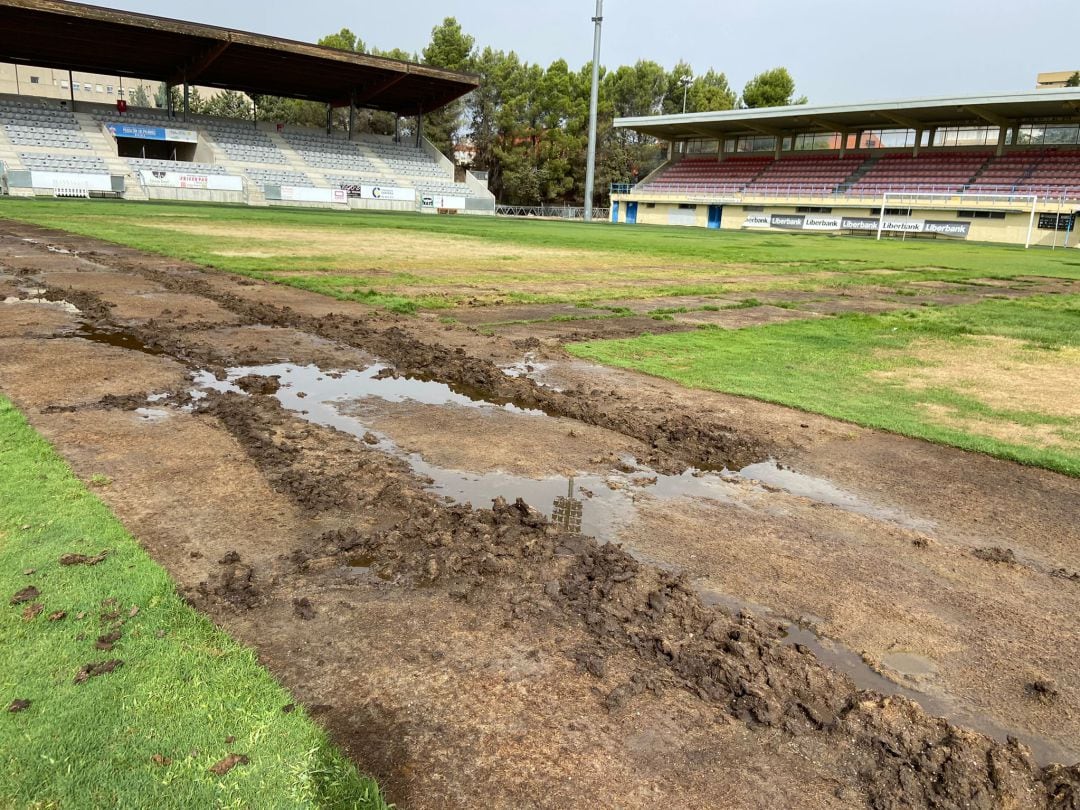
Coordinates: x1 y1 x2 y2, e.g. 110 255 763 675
876 191 1039 249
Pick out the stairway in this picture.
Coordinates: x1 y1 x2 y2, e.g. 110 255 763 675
73 114 148 200
266 131 327 187
838 154 878 192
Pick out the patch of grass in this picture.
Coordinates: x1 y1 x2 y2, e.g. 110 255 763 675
2 199 1079 311
569 295 1080 476
0 397 390 808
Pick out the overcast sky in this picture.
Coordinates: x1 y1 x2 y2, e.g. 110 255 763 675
93 0 1071 104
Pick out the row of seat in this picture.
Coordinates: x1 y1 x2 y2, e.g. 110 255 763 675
19 152 108 174
639 150 1080 196
128 157 227 175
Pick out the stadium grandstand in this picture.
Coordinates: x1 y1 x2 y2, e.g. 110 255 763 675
0 0 495 213
611 90 1080 247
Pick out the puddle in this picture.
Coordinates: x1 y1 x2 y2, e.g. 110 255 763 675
740 462 937 532
192 362 741 540
70 323 165 356
698 587 1073 767
3 296 80 315
134 407 171 423
881 651 938 679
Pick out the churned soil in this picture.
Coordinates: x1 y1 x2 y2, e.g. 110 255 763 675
2 221 1079 809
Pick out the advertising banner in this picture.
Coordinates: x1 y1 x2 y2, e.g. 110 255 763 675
280 186 348 204
744 213 970 238
139 170 242 191
358 185 416 202
108 123 198 143
430 194 466 210
30 171 113 191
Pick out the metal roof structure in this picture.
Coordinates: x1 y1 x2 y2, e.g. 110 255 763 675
0 0 478 113
616 90 1080 140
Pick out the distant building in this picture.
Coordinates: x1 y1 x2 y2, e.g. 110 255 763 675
1037 71 1080 89
0 63 161 105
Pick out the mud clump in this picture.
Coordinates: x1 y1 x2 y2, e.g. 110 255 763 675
22 603 44 621
95 630 122 651
60 551 109 566
10 586 40 605
974 547 1018 564
235 374 281 395
293 598 316 620
1027 679 1060 703
195 553 260 610
209 753 250 776
7 699 31 713
74 660 123 683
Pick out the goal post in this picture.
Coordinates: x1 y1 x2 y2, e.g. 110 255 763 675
875 191 1040 249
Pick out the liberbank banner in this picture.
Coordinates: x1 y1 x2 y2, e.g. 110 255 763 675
108 123 199 144
745 213 970 238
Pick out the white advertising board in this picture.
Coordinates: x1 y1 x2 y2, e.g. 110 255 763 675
30 171 113 191
359 185 416 202
140 171 243 191
280 186 348 204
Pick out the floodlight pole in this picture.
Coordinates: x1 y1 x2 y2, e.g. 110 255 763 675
584 0 604 223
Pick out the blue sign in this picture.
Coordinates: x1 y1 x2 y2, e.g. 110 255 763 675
107 123 199 143
109 123 167 140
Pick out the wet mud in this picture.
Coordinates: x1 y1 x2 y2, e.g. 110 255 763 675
3 222 1080 808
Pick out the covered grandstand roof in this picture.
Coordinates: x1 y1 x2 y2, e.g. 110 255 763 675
0 0 478 113
616 90 1080 140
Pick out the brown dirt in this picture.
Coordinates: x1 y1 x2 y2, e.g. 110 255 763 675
2 221 1080 808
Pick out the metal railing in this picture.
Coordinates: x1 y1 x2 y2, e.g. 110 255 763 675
497 205 611 221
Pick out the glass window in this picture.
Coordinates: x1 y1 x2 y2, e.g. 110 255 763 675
29 76 40 85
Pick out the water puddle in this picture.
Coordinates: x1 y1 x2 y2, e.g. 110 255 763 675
71 323 165 356
741 461 936 532
191 362 741 540
3 296 80 315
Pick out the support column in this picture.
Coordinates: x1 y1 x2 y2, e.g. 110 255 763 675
183 82 189 122
348 92 356 141
1011 123 1021 146
68 70 75 110
416 107 424 148
996 125 1009 157
326 103 332 135
394 116 400 144
853 130 863 150
839 131 849 158
166 83 174 118
913 129 924 157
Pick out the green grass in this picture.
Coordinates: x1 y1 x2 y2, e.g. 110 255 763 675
0 397 390 809
1 198 1078 310
569 295 1080 477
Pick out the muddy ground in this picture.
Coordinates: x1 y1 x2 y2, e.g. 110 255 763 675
2 221 1079 809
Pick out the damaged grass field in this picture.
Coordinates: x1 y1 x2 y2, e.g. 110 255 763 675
0 397 389 809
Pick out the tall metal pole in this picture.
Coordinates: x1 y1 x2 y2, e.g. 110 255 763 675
584 0 603 223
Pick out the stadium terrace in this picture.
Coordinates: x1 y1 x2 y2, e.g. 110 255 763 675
612 90 1080 247
0 0 495 213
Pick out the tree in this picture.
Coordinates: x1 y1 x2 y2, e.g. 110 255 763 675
1067 72 1080 87
319 28 365 54
688 70 737 113
203 90 252 120
421 17 476 155
127 85 151 109
741 67 805 108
